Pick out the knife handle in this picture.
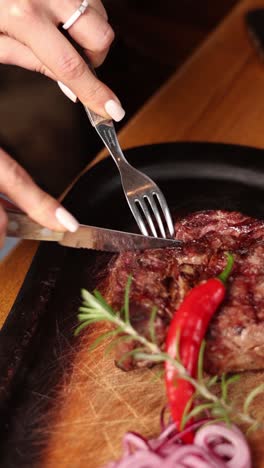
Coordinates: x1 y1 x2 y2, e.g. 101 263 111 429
6 210 64 241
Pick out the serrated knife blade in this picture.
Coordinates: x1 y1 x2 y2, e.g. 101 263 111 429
6 211 181 252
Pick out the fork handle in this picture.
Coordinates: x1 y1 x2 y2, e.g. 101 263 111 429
58 76 128 168
58 80 128 168
56 42 128 171
93 121 129 169
56 30 128 168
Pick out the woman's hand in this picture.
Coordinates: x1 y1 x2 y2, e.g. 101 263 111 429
0 148 79 247
0 0 125 121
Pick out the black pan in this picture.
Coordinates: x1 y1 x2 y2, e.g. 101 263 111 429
0 141 264 466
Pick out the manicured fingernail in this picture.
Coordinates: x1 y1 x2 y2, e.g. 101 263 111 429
104 99 125 122
55 207 79 232
58 81 78 103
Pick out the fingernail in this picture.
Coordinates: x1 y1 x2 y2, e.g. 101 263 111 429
57 81 78 103
55 207 79 232
104 99 125 122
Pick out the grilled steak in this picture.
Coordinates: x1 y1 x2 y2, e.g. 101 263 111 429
99 210 264 374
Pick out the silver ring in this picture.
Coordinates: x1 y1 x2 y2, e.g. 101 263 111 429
63 0 89 30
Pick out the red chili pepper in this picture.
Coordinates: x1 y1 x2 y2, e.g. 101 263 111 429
164 253 234 442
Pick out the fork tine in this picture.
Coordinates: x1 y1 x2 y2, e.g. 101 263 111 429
147 195 166 238
137 198 158 237
129 200 149 236
153 191 175 238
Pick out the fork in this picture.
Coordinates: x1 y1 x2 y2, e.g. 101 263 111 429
57 29 174 236
58 61 174 238
83 106 175 238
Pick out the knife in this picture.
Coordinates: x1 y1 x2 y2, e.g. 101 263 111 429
6 210 181 252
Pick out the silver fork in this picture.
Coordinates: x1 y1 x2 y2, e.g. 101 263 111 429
56 30 174 237
84 107 175 238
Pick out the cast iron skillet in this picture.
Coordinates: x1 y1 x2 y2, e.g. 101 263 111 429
0 141 264 466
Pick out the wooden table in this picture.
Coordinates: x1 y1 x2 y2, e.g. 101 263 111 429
1 0 264 465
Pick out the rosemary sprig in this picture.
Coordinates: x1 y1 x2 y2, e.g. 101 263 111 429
76 281 264 431
76 288 159 354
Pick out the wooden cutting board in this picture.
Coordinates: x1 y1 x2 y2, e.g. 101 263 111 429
40 330 264 468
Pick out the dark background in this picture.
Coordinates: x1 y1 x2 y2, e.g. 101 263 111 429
0 0 238 197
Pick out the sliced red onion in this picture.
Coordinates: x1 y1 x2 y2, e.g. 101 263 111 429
195 423 251 468
165 445 226 468
104 445 225 468
122 431 150 455
213 443 234 458
155 422 177 441
104 451 161 468
103 422 252 468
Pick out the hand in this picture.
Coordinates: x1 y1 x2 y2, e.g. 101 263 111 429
0 148 79 247
0 0 125 121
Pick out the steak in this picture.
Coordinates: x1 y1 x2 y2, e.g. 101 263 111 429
99 210 264 374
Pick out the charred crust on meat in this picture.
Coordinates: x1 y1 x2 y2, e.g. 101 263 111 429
98 210 264 374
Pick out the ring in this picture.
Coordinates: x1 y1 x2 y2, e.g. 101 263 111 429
63 0 89 30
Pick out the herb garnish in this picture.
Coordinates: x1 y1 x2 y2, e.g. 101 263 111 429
75 277 264 431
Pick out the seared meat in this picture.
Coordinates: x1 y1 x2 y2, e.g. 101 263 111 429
99 210 264 374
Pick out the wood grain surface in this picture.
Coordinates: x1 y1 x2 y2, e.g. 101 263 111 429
1 0 264 466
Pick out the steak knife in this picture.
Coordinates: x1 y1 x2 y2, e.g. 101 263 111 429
6 210 181 252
